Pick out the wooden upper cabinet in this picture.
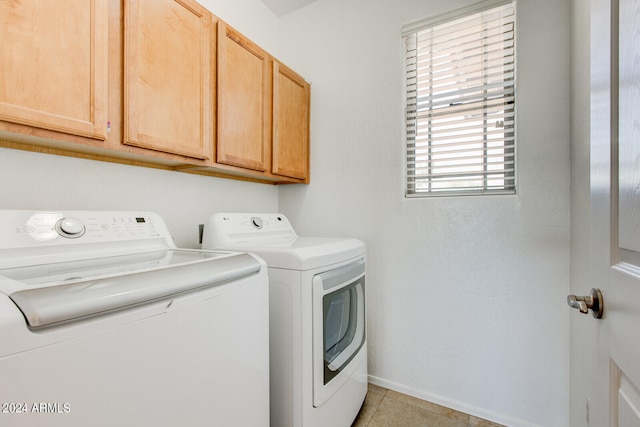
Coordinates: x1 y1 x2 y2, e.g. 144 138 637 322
217 21 271 172
272 61 310 181
0 1 310 184
124 0 213 160
0 0 108 140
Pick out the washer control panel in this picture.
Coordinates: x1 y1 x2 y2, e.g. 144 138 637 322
1 211 166 245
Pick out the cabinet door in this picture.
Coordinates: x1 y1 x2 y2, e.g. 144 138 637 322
272 61 310 181
124 0 213 160
0 0 108 140
217 21 271 172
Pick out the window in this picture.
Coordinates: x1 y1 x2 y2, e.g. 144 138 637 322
403 1 516 197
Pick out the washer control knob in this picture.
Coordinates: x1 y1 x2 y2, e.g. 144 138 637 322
56 217 86 238
251 217 263 229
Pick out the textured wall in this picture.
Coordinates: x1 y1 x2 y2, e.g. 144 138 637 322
0 147 278 248
277 0 572 425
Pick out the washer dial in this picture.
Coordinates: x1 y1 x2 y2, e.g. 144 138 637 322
55 217 86 238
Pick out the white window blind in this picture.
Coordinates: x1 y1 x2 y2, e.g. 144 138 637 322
404 1 516 197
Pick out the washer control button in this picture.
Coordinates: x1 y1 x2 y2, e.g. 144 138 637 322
56 218 86 238
251 217 263 229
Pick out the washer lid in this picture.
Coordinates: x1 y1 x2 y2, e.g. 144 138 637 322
0 250 261 329
224 236 366 270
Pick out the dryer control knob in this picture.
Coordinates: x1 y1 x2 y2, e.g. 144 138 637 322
56 217 86 238
251 217 263 229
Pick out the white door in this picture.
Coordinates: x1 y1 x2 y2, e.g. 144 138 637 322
583 0 640 425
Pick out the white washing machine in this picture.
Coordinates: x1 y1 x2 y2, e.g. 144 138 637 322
0 210 269 427
202 213 367 427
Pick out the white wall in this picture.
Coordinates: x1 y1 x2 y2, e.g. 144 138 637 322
278 0 572 425
0 0 281 248
0 148 277 248
200 0 280 54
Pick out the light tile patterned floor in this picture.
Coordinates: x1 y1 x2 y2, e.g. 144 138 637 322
351 384 505 427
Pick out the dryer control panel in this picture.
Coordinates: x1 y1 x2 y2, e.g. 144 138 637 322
202 213 297 246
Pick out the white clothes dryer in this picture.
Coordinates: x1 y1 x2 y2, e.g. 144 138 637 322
202 213 367 427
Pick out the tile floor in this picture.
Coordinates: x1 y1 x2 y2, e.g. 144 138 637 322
351 384 505 427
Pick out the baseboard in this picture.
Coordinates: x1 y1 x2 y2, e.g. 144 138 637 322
367 374 540 427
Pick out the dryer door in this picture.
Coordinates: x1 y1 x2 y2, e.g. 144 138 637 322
312 258 365 407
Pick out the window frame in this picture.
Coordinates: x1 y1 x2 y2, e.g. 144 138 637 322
402 0 517 198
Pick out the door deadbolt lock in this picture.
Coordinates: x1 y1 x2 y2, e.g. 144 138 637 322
567 288 603 319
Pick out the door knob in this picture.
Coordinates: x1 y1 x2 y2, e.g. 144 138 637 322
567 288 603 319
